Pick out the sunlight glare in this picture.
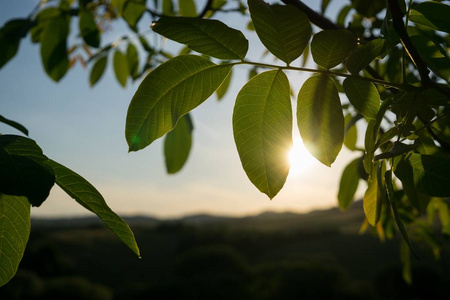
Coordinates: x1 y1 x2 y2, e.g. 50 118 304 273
288 137 316 177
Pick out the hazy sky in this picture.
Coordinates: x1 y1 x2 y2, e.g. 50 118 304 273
0 0 364 219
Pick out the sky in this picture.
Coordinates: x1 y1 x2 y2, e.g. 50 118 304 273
0 0 365 219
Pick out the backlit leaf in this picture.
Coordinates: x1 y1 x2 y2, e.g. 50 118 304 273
0 115 28 136
178 0 196 17
343 114 357 151
363 162 383 226
126 55 232 151
123 0 146 30
311 29 357 69
0 194 30 287
46 160 140 257
343 76 380 119
233 70 292 199
89 55 107 86
162 0 174 16
0 135 54 207
410 1 450 33
113 50 129 87
248 0 311 64
152 16 248 60
164 114 193 174
346 39 385 74
297 74 344 166
79 10 100 48
40 15 69 81
338 158 360 210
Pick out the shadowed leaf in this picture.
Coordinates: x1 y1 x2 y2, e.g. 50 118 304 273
343 76 380 119
89 55 107 86
164 114 193 174
311 29 357 69
410 1 450 33
0 115 28 136
0 135 54 207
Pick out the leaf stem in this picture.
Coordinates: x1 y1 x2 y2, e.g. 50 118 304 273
236 60 411 91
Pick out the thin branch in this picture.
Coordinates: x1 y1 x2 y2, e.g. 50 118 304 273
198 0 214 18
237 60 413 90
280 0 340 30
386 0 430 84
281 0 386 81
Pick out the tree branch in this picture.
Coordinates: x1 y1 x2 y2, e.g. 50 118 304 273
198 0 214 18
386 0 431 86
281 0 340 30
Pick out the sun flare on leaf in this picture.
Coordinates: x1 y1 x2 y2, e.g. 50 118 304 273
288 137 316 177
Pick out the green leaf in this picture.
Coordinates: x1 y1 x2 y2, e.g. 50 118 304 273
337 5 352 27
123 0 146 30
79 10 100 48
346 39 385 74
321 0 331 14
400 239 412 285
126 55 232 151
0 194 30 287
311 29 357 69
248 0 311 64
0 19 31 69
343 114 357 151
351 0 385 17
396 153 450 197
343 76 380 119
111 0 126 15
233 70 292 199
363 97 393 174
0 135 55 207
0 115 28 136
127 43 139 79
113 50 129 88
89 55 108 86
297 74 344 166
162 0 174 16
46 160 140 257
410 1 450 33
410 34 450 82
40 15 69 81
164 114 193 174
152 16 249 60
216 68 232 100
178 0 196 17
338 158 360 210
363 162 383 226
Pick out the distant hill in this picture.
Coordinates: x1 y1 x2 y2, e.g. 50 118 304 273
4 200 446 300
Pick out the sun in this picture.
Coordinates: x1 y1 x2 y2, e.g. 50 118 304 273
287 137 316 177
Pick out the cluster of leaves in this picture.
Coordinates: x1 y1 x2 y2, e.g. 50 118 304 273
1 0 450 287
